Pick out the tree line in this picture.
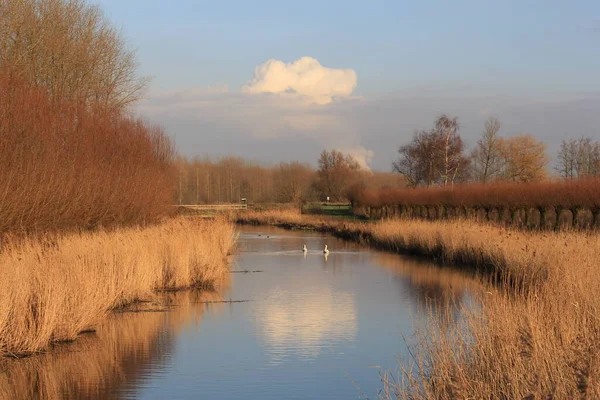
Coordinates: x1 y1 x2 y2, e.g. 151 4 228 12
177 113 599 205
393 115 599 187
175 151 404 204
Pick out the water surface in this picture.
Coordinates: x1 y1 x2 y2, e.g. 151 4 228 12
0 225 477 400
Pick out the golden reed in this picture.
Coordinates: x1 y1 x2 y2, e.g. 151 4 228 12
0 217 234 357
0 291 226 400
238 209 600 398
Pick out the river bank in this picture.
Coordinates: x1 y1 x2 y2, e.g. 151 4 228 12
0 290 225 400
237 209 549 290
0 217 234 357
2 224 478 399
237 209 600 399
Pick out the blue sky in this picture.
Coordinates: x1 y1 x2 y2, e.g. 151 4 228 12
97 0 600 170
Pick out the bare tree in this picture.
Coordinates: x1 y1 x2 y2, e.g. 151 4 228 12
574 137 600 177
555 139 577 179
499 134 548 182
393 115 469 187
434 115 463 186
172 156 410 204
555 137 600 179
315 150 364 201
591 142 600 176
393 130 436 187
0 0 148 110
273 162 314 203
471 117 503 183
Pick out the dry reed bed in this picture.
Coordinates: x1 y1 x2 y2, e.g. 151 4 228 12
238 210 546 289
0 217 234 357
0 290 225 400
368 220 554 290
237 209 600 398
375 220 600 399
237 209 309 226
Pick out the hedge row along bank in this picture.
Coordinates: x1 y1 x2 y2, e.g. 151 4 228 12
349 179 600 230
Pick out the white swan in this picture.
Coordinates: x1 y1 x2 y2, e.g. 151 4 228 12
302 244 308 253
323 245 329 255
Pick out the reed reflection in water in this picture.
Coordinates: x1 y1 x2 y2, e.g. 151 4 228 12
0 227 479 400
0 288 227 400
371 252 479 331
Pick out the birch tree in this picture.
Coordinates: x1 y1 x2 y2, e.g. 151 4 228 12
393 115 469 187
433 115 467 186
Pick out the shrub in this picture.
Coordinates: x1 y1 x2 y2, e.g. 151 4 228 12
349 179 600 211
0 74 175 235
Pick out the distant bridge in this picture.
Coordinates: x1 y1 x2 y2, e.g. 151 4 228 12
175 203 248 212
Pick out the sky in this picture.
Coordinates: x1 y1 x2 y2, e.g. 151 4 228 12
97 0 600 170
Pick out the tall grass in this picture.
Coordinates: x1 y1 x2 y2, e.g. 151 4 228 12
368 219 553 290
238 209 600 398
0 217 235 356
0 290 225 400
350 179 600 210
382 225 600 399
238 210 548 289
0 73 175 235
238 208 308 226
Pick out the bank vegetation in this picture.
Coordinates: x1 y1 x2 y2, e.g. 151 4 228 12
0 217 234 357
0 290 225 399
237 209 600 399
0 0 237 360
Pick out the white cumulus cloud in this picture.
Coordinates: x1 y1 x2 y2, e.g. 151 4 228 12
242 56 357 105
337 146 374 170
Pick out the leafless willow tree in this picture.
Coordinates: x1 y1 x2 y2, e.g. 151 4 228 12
393 130 436 187
555 137 600 179
315 150 366 201
175 157 276 205
393 115 470 187
273 162 314 203
471 117 504 183
0 0 148 110
498 134 548 182
174 155 400 204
